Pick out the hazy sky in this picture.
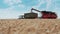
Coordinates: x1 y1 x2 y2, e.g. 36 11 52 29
0 0 60 19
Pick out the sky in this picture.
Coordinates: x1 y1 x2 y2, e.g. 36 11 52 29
0 0 60 19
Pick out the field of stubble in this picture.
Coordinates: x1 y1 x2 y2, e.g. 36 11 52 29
0 19 60 34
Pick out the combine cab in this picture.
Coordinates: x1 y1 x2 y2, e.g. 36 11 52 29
19 8 57 19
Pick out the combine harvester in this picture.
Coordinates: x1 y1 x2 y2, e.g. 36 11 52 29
19 8 57 19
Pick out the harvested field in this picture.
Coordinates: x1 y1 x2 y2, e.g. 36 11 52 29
0 19 60 34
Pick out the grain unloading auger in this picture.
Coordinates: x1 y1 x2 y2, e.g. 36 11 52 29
19 8 57 19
